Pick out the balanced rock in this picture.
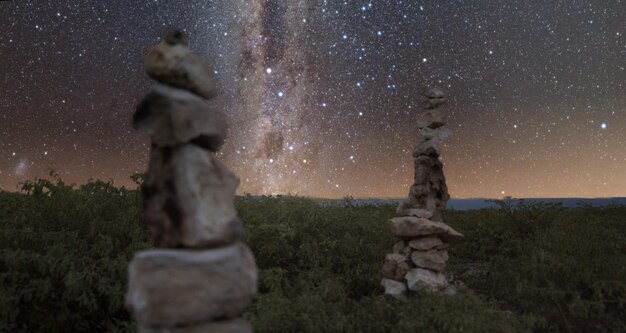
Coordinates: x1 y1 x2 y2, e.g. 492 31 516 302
380 278 408 301
416 109 446 129
145 40 218 100
422 87 449 110
134 84 227 151
139 319 252 333
403 208 434 219
142 144 242 248
412 139 441 157
126 244 257 327
389 216 465 243
420 127 452 141
408 236 444 251
382 253 411 282
405 268 448 292
410 250 448 272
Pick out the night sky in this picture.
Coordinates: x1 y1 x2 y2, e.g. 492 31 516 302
1 1 624 199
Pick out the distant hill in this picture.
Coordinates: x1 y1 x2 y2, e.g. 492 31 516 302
314 197 626 210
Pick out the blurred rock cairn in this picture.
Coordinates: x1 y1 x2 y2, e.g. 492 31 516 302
125 31 257 333
381 87 465 300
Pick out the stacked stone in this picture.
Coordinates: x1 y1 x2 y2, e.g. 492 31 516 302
381 87 465 300
125 31 257 333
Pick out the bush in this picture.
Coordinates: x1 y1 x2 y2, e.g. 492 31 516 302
1 178 624 332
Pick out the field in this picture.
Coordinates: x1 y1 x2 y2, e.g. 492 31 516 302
1 176 625 332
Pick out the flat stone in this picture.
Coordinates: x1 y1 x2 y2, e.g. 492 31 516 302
380 278 408 301
416 109 446 129
142 144 242 248
408 236 444 251
405 268 448 292
134 84 227 151
389 216 464 244
420 127 452 141
382 253 411 282
410 250 448 272
402 208 434 219
412 139 441 157
139 319 253 333
145 41 218 100
126 244 257 327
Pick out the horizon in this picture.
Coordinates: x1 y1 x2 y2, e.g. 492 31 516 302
1 1 624 198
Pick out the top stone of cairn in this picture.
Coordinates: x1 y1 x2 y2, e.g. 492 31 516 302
145 30 218 100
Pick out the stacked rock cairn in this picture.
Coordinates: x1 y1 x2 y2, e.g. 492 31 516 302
125 31 258 333
381 87 465 300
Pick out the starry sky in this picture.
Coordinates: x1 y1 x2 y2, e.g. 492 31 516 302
1 1 624 199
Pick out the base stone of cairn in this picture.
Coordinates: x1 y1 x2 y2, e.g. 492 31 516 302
381 86 464 300
126 31 257 332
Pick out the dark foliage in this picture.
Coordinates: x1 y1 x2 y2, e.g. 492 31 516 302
1 177 624 332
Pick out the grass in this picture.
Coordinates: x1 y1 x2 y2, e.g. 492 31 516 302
1 176 625 332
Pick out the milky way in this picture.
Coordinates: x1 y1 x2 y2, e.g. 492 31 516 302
0 1 624 198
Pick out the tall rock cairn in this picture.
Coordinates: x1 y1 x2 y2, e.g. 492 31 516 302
125 31 258 333
381 87 465 299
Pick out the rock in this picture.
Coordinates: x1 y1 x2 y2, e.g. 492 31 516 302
389 216 465 243
407 156 449 222
392 241 406 254
416 109 446 129
139 319 252 333
420 127 452 141
423 86 449 99
126 244 257 327
402 208 434 219
382 253 411 282
134 84 227 151
412 139 441 157
142 144 242 248
421 98 447 110
164 30 188 46
441 284 458 296
145 41 218 100
410 250 448 272
380 278 408 301
408 236 443 251
405 268 448 292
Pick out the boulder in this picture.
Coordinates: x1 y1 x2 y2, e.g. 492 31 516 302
410 250 448 272
126 244 257 327
416 109 446 129
408 236 444 251
389 216 465 243
405 268 448 292
145 41 218 100
134 84 227 151
139 319 252 333
142 144 242 248
380 278 408 301
382 253 411 282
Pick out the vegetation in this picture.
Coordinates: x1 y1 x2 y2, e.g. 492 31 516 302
1 176 624 332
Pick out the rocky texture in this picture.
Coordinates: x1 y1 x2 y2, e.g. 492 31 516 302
145 40 218 100
142 144 242 248
410 250 448 272
126 245 257 326
382 253 411 281
127 31 257 332
408 236 444 251
134 84 227 151
389 216 464 243
381 86 464 297
405 268 448 292
381 278 408 301
139 319 253 333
